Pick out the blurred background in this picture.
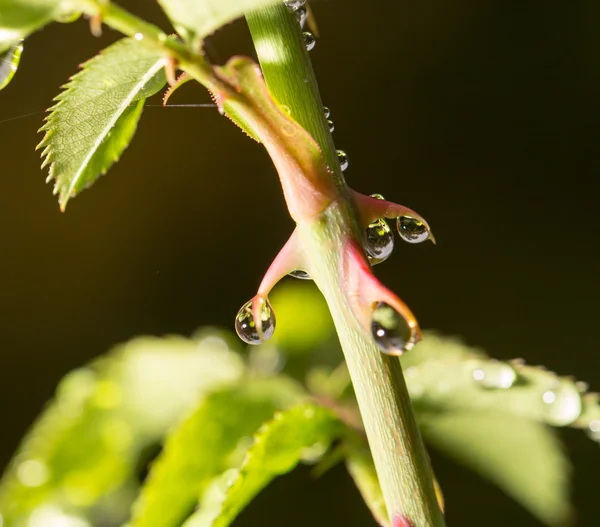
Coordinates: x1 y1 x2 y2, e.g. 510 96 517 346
1 0 599 525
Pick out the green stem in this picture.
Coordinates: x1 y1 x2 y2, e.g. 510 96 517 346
246 6 445 526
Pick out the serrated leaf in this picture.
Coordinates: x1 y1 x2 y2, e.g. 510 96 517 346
156 0 285 49
421 412 572 526
38 38 167 209
130 377 307 527
181 404 342 527
0 40 22 90
0 333 244 527
0 0 68 51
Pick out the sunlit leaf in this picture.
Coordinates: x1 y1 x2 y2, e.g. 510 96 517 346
0 333 244 527
0 40 22 90
182 404 342 527
130 377 307 527
403 333 584 427
421 412 572 526
156 0 286 49
38 38 167 209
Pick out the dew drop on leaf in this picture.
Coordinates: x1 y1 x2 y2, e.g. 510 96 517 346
541 383 582 426
289 270 311 280
336 150 349 171
365 194 394 265
303 32 316 51
327 119 335 132
472 360 517 389
323 106 331 119
588 420 600 443
235 298 276 345
284 0 306 9
371 302 412 355
295 5 307 27
396 216 430 244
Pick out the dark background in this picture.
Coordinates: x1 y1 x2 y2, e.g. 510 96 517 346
1 0 599 525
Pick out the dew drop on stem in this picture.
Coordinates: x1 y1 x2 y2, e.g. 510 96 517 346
235 298 276 345
327 119 335 132
336 150 349 171
371 302 412 355
323 106 331 119
364 195 394 265
397 216 430 244
294 6 307 27
472 360 516 389
303 31 316 51
289 270 311 280
284 0 306 9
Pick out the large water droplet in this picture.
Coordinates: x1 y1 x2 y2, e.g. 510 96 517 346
541 383 582 426
365 219 394 265
294 5 307 27
397 216 430 244
327 119 335 132
303 32 316 51
235 298 276 345
323 106 331 119
289 269 311 280
371 302 412 355
472 360 516 389
337 150 349 171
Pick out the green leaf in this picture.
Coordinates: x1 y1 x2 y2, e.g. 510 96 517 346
0 40 22 90
38 38 167 209
421 412 572 526
181 404 342 527
0 333 244 527
130 377 307 527
345 442 389 527
0 0 70 51
403 333 584 427
156 0 285 49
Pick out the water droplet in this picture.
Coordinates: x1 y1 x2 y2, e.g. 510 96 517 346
327 119 334 132
337 150 349 171
303 32 316 51
472 360 516 389
294 5 307 27
575 380 589 393
284 0 306 9
17 459 49 487
371 302 412 355
323 106 331 119
134 32 144 41
289 269 311 280
396 216 430 244
235 298 276 345
541 383 582 426
365 219 394 265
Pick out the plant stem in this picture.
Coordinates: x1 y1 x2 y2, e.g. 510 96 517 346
246 6 445 526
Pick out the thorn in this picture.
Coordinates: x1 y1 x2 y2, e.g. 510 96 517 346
164 57 178 86
89 14 103 37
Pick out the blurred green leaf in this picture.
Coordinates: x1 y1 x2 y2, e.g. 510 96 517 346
130 377 307 527
421 412 572 526
181 404 342 527
0 333 244 527
38 38 167 209
270 281 334 355
156 0 287 49
0 40 22 90
0 0 65 51
345 442 388 527
403 333 583 427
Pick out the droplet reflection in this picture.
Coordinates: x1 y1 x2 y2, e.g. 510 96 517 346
235 298 276 345
371 302 412 355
